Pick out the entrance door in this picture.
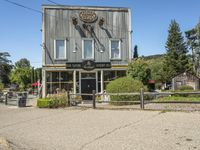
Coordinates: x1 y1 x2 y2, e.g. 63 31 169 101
81 73 96 100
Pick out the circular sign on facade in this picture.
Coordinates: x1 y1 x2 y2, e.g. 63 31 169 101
79 10 98 23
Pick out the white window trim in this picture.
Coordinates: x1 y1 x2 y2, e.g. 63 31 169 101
54 39 67 60
82 38 94 60
109 39 121 60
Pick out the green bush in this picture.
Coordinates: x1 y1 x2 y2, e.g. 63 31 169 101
155 83 162 90
37 98 50 108
0 83 4 91
179 85 194 91
106 77 149 105
49 93 68 108
37 93 68 108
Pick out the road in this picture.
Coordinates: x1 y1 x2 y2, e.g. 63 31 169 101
0 105 200 150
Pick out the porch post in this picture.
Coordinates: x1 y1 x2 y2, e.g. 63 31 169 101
101 70 104 93
79 71 81 93
42 69 46 98
73 70 76 94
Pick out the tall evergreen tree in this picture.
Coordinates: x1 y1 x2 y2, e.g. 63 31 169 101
185 20 200 75
164 20 192 81
0 52 12 85
133 45 138 59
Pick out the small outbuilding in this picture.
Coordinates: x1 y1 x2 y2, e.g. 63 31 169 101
172 72 200 90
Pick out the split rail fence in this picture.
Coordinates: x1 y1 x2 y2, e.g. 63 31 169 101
68 89 200 109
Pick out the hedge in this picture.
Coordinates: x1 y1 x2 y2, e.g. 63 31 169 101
179 85 194 91
37 93 69 108
106 77 150 105
37 98 50 108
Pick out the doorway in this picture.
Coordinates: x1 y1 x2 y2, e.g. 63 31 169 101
81 73 96 100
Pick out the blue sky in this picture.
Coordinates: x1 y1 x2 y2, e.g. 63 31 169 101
0 0 199 67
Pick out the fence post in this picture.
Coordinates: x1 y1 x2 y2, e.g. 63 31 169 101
92 90 96 109
5 94 7 105
140 88 144 109
67 91 70 107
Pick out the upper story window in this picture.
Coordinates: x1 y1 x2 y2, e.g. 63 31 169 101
54 40 66 59
82 39 94 59
110 40 121 59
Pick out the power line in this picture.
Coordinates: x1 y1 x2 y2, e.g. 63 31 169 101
3 0 42 14
47 0 61 5
3 0 131 33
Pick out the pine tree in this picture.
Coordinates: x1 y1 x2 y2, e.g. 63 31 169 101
133 45 138 59
185 20 200 75
164 20 192 81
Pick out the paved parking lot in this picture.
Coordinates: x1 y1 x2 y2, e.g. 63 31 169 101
0 105 200 150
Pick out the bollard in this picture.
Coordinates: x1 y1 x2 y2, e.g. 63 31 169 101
67 91 70 107
92 90 96 109
140 88 144 109
5 94 7 105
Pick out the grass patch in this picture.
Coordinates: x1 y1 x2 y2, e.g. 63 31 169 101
153 96 200 103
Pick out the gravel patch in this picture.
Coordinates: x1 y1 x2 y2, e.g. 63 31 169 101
0 137 11 150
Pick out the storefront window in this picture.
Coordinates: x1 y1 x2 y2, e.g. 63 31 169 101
46 71 73 95
104 71 117 90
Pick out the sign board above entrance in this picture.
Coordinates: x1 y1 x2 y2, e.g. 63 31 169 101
66 61 111 71
79 10 98 23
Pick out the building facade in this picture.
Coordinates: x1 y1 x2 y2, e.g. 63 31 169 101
42 5 132 99
172 72 200 90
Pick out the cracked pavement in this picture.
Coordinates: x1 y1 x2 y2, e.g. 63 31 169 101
0 105 200 150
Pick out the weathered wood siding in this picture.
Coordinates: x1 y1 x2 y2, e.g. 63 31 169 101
42 6 131 65
172 72 200 90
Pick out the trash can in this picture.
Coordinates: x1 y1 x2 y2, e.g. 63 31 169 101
18 96 26 107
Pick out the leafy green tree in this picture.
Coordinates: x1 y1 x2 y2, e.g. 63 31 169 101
9 58 31 90
9 68 31 90
133 45 138 59
35 68 42 82
144 55 166 82
127 58 151 85
0 52 12 85
15 58 31 69
163 20 193 81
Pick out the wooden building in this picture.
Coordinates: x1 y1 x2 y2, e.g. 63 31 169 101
172 72 200 90
42 5 132 99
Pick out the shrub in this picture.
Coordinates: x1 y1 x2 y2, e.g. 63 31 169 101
106 77 149 105
49 93 68 108
0 83 4 91
155 83 162 90
37 93 69 108
179 85 194 91
37 98 50 108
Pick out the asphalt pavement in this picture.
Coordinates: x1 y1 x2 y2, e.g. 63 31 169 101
0 105 200 150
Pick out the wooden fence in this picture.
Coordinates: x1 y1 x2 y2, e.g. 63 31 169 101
69 89 200 109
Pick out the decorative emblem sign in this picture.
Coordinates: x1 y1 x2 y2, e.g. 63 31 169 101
82 60 95 71
79 10 98 23
66 62 111 71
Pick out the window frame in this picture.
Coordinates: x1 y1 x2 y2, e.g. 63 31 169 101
109 39 121 60
82 38 94 60
54 39 67 60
